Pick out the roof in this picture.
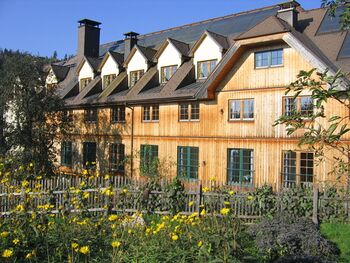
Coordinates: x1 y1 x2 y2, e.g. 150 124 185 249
57 3 349 108
51 64 70 81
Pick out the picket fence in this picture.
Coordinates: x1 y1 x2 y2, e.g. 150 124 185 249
0 175 349 223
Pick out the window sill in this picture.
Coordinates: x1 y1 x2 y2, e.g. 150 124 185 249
255 64 283 70
228 119 254 123
226 182 254 188
142 120 159 123
179 119 200 122
111 121 126 124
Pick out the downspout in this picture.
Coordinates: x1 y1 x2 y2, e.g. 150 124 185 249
125 104 134 178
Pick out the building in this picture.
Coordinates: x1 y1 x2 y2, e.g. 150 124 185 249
47 1 350 190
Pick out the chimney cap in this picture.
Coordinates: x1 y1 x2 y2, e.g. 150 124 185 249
78 19 101 27
124 31 139 39
278 0 300 9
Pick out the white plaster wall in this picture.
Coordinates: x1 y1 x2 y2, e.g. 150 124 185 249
193 35 223 79
101 55 119 78
126 49 148 85
78 60 94 81
157 42 182 73
46 69 58 85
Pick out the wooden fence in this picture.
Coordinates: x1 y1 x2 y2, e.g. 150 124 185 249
0 175 349 223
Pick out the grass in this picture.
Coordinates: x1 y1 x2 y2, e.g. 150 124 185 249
321 223 350 263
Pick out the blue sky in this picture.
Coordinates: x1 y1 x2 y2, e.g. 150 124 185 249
0 0 322 59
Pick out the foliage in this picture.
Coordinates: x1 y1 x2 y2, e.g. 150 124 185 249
0 49 68 177
321 223 350 262
249 212 340 262
164 178 186 214
274 69 350 181
321 0 350 29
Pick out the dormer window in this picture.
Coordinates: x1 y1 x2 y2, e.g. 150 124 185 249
197 60 217 79
161 65 177 83
80 77 92 90
130 70 144 87
103 74 116 89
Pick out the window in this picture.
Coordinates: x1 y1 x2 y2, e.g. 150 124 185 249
62 110 73 123
140 144 159 177
80 77 92 90
61 141 72 167
283 96 313 118
83 142 96 169
282 151 314 186
177 146 199 180
227 148 254 185
130 70 144 87
109 143 125 172
142 105 159 122
85 109 98 123
103 74 116 89
111 106 125 123
255 49 283 68
229 99 254 121
197 60 217 79
161 65 177 83
179 103 200 121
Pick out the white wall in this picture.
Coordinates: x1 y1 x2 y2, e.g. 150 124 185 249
46 69 58 85
126 49 148 85
193 35 223 79
101 55 119 78
157 42 182 75
78 60 94 81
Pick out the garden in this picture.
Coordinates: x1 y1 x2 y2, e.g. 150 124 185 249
0 162 349 262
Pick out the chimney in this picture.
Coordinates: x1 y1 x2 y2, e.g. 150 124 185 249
277 1 300 28
77 19 101 59
124 32 139 61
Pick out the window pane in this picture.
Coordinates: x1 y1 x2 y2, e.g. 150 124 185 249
300 152 313 183
85 109 97 123
110 143 125 172
140 145 158 176
227 148 253 185
143 106 151 121
83 142 96 168
243 100 254 119
271 50 283 66
130 70 144 87
284 97 297 116
198 60 216 79
177 146 198 179
229 100 241 120
300 96 313 117
190 103 200 120
179 104 189 120
282 151 297 185
61 141 72 166
152 105 159 121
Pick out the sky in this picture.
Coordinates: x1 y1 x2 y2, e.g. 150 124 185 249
0 0 323 59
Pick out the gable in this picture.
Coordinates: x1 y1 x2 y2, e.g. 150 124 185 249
157 42 182 71
127 49 148 74
79 60 94 80
101 54 119 77
46 69 58 84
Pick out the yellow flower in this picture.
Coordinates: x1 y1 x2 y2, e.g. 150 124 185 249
2 249 13 258
108 215 118 221
188 201 194 207
12 238 20 245
83 192 89 199
80 181 86 187
228 190 235 195
15 204 24 212
128 229 132 234
104 174 110 180
0 231 9 238
122 188 128 194
202 187 210 193
82 169 88 175
29 163 34 167
247 195 254 200
21 180 29 188
111 241 121 248
210 177 216 182
171 234 179 241
200 209 206 216
71 242 79 249
198 241 203 247
220 208 230 215
79 246 89 254
224 201 230 205
25 252 34 259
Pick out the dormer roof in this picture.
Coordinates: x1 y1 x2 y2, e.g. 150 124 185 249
76 56 102 75
50 64 70 81
190 30 229 56
98 51 124 72
123 45 157 67
154 38 190 60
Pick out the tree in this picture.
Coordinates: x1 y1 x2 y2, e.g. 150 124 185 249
321 0 350 29
274 69 350 184
0 49 68 177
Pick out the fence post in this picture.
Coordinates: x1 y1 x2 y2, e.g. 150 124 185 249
312 185 319 225
197 182 202 216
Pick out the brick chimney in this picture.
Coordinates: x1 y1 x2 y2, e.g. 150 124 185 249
77 19 101 59
277 1 300 28
124 32 139 61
